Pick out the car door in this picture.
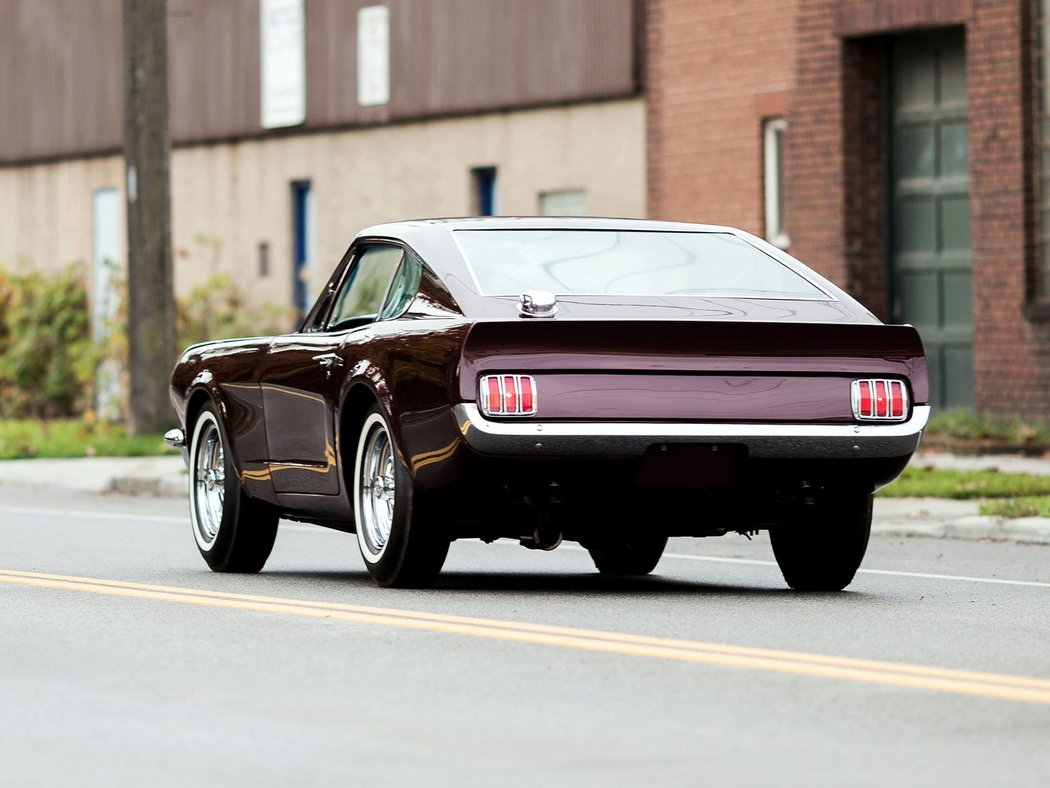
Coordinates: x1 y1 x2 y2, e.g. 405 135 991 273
258 243 406 495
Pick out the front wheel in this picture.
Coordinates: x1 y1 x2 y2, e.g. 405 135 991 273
189 403 279 572
769 492 873 591
354 407 449 588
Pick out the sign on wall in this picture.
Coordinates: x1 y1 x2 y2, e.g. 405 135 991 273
260 0 306 129
357 5 390 107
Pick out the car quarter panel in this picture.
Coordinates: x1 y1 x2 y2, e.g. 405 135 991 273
342 319 472 494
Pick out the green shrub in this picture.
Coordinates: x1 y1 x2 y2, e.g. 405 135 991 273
0 264 98 419
0 259 292 422
177 273 293 348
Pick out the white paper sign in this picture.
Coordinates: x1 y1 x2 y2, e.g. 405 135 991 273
260 0 306 128
358 5 390 107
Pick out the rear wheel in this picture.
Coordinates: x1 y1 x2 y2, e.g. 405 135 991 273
354 407 450 587
189 403 279 572
588 532 668 576
769 492 872 591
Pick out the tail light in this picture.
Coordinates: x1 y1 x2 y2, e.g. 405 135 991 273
480 375 537 417
852 379 908 422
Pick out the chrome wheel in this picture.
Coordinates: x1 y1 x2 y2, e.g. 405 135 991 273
358 418 396 558
186 402 279 573
192 416 226 549
353 406 450 586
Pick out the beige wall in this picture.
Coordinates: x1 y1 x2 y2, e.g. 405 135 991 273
0 155 124 276
0 98 646 312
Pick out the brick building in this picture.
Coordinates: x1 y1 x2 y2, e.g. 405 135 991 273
648 0 1047 419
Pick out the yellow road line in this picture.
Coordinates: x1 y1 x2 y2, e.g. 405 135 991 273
2 569 1049 705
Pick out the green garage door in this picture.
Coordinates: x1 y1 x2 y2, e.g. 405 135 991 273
890 29 973 409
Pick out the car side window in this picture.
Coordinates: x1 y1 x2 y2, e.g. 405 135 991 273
327 245 403 330
378 253 422 320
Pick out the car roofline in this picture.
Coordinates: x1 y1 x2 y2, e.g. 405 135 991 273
355 216 741 238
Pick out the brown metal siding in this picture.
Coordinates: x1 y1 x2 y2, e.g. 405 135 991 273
168 0 262 145
0 0 123 162
306 0 638 127
0 0 638 164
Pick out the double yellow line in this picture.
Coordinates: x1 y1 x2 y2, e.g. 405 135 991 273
3 568 1049 706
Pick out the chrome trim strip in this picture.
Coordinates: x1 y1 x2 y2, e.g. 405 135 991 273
453 404 930 460
457 404 929 439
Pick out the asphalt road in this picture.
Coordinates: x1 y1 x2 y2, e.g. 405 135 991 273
1 483 1049 787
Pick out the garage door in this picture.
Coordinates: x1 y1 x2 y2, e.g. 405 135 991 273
889 28 973 409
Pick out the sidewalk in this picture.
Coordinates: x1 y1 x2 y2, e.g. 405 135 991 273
1 452 1049 545
0 455 188 498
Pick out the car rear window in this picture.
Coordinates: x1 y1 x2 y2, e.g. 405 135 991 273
453 229 828 300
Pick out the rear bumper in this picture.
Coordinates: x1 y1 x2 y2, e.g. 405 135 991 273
453 404 930 460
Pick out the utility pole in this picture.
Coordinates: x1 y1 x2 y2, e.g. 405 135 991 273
123 0 177 434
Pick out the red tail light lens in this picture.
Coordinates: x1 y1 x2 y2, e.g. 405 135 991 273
480 375 537 417
486 377 501 412
858 380 872 416
519 376 534 412
874 380 888 417
502 375 517 413
890 381 904 417
851 378 909 422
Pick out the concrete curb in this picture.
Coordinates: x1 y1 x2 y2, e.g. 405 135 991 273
0 456 188 499
873 509 1050 545
107 474 188 498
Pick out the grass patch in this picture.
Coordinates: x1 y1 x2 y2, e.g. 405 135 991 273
879 466 1050 499
924 409 1050 445
978 497 1050 518
0 419 175 460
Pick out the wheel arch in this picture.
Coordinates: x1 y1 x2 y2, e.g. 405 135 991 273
183 382 242 463
339 382 381 492
186 385 227 435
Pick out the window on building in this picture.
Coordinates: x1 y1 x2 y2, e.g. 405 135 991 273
763 117 790 249
357 5 390 107
471 166 498 216
260 0 306 129
258 241 271 277
539 188 588 216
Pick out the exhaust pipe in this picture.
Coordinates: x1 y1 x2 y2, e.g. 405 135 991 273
519 481 563 550
520 523 563 551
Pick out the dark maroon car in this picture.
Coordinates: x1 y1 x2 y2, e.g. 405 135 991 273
166 218 928 590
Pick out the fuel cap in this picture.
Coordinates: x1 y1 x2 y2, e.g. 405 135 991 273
519 290 558 318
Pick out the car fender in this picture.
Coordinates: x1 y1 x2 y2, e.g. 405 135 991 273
340 348 467 492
